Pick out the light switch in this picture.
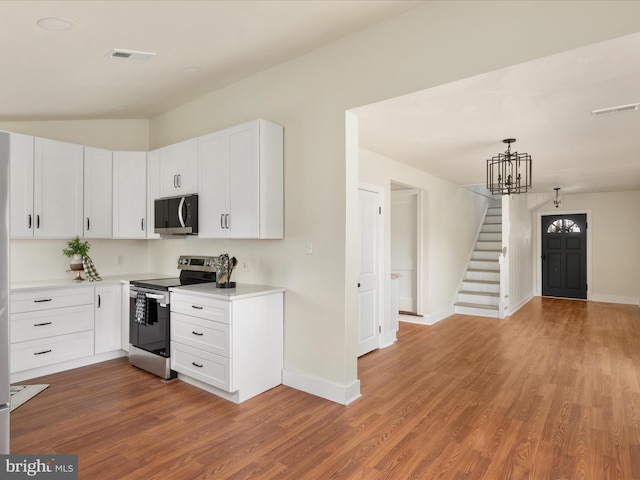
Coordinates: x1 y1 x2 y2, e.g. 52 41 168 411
306 240 313 254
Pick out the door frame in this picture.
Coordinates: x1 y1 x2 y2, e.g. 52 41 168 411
535 208 592 299
358 182 385 352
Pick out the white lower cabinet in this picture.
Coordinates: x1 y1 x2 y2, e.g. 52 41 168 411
170 288 283 403
95 285 122 354
10 284 124 381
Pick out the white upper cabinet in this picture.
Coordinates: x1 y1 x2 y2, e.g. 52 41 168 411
33 138 84 238
158 138 198 197
198 119 283 239
83 147 113 239
7 132 35 238
112 151 147 238
146 148 161 239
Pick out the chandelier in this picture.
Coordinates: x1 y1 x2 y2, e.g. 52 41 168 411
486 138 532 195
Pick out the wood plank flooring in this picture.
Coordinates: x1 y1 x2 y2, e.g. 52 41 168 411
10 297 640 479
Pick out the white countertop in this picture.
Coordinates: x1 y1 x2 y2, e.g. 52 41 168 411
11 273 174 292
170 282 285 301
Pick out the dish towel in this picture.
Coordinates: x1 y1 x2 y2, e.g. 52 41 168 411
82 255 102 281
135 292 147 325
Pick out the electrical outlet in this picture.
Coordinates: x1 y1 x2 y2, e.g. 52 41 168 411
242 261 250 272
115 255 122 265
306 240 313 254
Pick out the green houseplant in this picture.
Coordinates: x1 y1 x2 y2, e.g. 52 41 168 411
62 237 91 271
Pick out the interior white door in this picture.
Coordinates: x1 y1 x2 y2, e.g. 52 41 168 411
358 188 381 356
391 190 417 313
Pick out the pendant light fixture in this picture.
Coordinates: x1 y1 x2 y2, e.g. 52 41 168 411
553 187 561 208
486 138 532 195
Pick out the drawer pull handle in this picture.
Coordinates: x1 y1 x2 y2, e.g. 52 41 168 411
191 305 204 310
34 322 52 327
191 331 204 336
34 349 52 356
192 362 203 368
34 299 52 303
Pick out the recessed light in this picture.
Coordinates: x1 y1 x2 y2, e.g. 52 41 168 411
37 17 75 31
107 105 127 111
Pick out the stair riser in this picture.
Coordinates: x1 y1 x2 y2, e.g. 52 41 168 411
455 305 500 318
462 281 500 294
484 216 502 224
469 260 499 271
481 224 502 233
478 233 501 242
472 251 500 261
466 270 500 282
457 293 499 306
475 241 501 251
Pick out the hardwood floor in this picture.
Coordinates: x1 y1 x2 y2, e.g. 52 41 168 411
10 297 640 479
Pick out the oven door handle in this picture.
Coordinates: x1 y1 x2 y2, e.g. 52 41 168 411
145 293 166 300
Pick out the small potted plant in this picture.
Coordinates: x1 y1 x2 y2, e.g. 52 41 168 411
62 237 91 271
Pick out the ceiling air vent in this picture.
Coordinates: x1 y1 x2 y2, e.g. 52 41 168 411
591 103 639 117
106 49 156 61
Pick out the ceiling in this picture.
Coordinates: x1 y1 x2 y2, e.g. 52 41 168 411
2 1 638 196
356 32 640 195
0 0 422 120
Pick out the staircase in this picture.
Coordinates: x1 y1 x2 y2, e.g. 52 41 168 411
454 204 502 318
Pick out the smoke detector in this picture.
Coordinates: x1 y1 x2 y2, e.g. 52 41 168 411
591 103 639 116
106 49 156 61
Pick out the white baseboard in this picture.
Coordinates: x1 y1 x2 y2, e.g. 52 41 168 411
507 294 535 316
427 308 454 325
399 314 428 325
282 369 361 405
590 294 640 306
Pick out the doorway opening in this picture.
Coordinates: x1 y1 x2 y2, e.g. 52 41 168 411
390 183 423 318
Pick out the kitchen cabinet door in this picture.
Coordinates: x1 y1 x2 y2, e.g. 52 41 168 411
112 151 147 238
7 133 35 238
84 147 113 238
94 285 122 355
226 122 260 238
146 149 161 239
158 138 198 197
33 137 84 238
197 130 227 238
198 119 283 239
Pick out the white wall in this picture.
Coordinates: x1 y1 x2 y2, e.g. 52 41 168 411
0 119 149 151
533 190 640 305
6 1 640 404
506 194 534 313
360 148 490 324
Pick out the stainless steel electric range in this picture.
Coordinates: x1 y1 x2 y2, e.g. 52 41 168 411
128 255 217 379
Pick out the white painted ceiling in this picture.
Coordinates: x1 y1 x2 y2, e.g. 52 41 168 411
356 33 640 195
0 0 422 120
2 1 639 195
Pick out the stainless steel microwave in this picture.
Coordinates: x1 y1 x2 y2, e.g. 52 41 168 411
154 194 198 235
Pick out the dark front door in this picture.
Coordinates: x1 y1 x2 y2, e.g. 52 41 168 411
541 214 587 299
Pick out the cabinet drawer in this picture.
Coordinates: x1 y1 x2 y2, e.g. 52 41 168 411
171 341 232 392
11 287 93 313
11 330 95 373
170 293 230 324
171 312 231 357
11 304 94 343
